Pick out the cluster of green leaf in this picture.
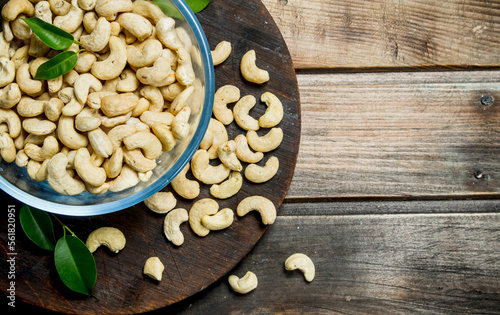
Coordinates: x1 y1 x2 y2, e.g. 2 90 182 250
20 205 97 296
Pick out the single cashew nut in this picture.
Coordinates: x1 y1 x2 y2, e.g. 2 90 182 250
160 81 184 102
228 271 258 294
188 198 218 237
155 16 183 51
48 0 71 16
88 127 113 158
123 147 156 172
259 92 284 128
85 226 126 253
59 87 84 116
123 130 162 160
57 115 88 149
91 36 127 80
75 107 102 131
117 68 140 93
44 98 64 122
46 153 86 195
140 110 174 128
16 96 46 117
78 0 96 11
211 41 232 66
126 38 162 68
0 83 21 108
200 118 228 159
152 122 176 152
117 12 152 41
135 49 176 87
233 95 259 131
74 73 103 105
1 0 34 21
143 257 164 281
171 106 191 140
284 253 315 282
217 140 242 172
246 127 283 153
245 156 279 183
169 85 194 115
170 162 200 200
107 124 136 150
100 92 138 117
213 85 239 125
22 117 57 135
209 171 243 200
163 208 189 246
144 191 177 214
53 1 84 33
95 0 133 21
139 85 164 112
131 0 166 24
0 57 16 88
234 134 263 164
24 135 59 161
74 147 106 187
175 48 195 87
0 132 16 162
201 208 234 231
240 50 269 84
16 63 43 96
108 164 140 192
102 146 123 178
236 196 276 225
0 108 22 138
86 90 116 109
191 149 230 185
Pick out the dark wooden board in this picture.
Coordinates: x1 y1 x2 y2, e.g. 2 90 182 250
0 0 300 313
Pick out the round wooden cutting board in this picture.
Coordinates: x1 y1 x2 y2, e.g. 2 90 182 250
0 0 300 313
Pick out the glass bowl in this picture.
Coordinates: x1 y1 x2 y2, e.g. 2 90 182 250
0 0 214 216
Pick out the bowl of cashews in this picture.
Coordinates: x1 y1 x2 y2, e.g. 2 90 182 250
0 0 214 215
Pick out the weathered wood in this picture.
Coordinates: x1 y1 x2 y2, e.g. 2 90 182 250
288 70 500 199
262 0 500 70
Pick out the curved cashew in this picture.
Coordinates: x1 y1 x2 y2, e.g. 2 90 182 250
228 271 258 294
17 96 45 117
284 253 315 282
234 134 263 164
259 92 284 128
100 92 138 117
0 83 22 109
0 58 16 88
43 98 64 122
24 135 59 161
245 156 279 183
132 97 150 117
132 0 166 24
155 16 183 51
213 85 239 125
48 0 71 16
240 50 269 84
85 226 126 253
236 196 276 225
2 21 14 43
247 128 283 153
0 108 21 138
107 124 136 150
77 0 96 11
83 11 98 33
172 106 191 140
233 95 259 131
86 90 116 109
175 48 195 87
74 52 97 73
200 118 228 159
46 153 86 195
188 198 218 237
170 162 199 199
126 38 163 68
143 257 164 281
163 208 188 246
201 208 234 231
144 191 177 214
152 122 176 152
75 106 101 131
17 62 45 96
1 0 34 21
11 45 29 70
57 115 88 149
11 14 32 40
135 49 176 87
160 81 184 102
22 118 56 135
88 127 113 158
123 147 156 172
58 87 84 116
91 36 127 80
116 68 140 93
108 164 140 192
169 85 194 115
53 1 84 33
123 130 162 160
15 149 29 167
211 41 232 66
217 140 242 172
140 110 174 128
191 149 230 185
95 0 133 21
74 147 106 187
0 133 16 162
139 86 164 112
210 171 243 200
117 12 152 41
74 73 102 105
102 146 123 178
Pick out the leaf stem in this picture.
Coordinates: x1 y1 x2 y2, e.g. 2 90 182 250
50 214 77 237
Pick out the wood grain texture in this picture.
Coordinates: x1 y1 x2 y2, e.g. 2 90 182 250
288 70 500 199
261 0 500 70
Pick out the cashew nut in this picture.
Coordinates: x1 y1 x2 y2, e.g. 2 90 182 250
0 83 22 109
53 1 84 33
123 130 162 160
0 108 22 138
284 253 315 282
91 36 127 80
100 92 138 117
200 118 228 159
22 117 57 135
88 127 113 158
86 90 116 109
240 50 269 84
1 0 34 21
0 132 16 162
217 140 242 172
116 12 152 41
143 257 164 281
15 149 28 167
209 171 243 199
102 146 123 178
155 16 183 51
213 85 239 125
233 95 260 131
228 271 258 294
57 115 88 149
46 152 86 195
163 208 188 246
17 96 45 117
74 73 102 105
169 84 194 115
188 198 218 237
144 191 177 214
140 110 173 128
234 134 263 164
211 41 232 66
170 162 199 200
116 68 140 93
171 106 191 140
259 92 284 128
123 147 156 172
245 156 279 183
24 135 59 161
131 0 166 25
139 85 163 112
135 49 176 87
191 149 230 185
236 196 276 225
107 124 136 150
59 87 84 116
246 127 283 153
108 164 140 192
11 14 32 40
95 0 132 21
201 208 234 231
126 38 163 68
160 81 184 102
74 52 97 74
0 57 16 88
175 48 195 87
75 106 101 131
43 98 64 122
73 147 106 187
48 0 71 16
86 226 126 253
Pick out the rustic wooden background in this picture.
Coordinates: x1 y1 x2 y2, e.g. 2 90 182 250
7 0 500 313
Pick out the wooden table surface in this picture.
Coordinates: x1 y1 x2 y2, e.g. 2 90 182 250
10 0 500 314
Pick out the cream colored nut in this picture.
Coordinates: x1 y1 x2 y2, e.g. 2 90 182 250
74 147 106 187
44 98 64 122
48 0 71 16
0 132 16 162
24 135 59 161
0 33 9 59
16 96 46 117
100 92 138 117
155 16 183 51
28 57 49 78
107 124 136 150
75 107 101 131
32 158 50 182
17 63 44 96
86 90 116 109
53 1 84 33
169 85 194 115
233 95 259 131
63 69 79 86
0 108 22 138
116 68 140 93
101 111 131 128
27 159 42 180
143 257 164 281
201 118 228 159
108 164 140 192
140 110 174 128
88 127 113 158
11 45 29 71
22 118 56 135
152 122 176 152
77 0 96 11
217 140 242 172
240 50 269 84
247 128 283 153
191 149 230 185
159 81 184 102
102 146 123 178
139 86 163 112
171 106 191 140
211 41 232 66
28 35 51 58
284 253 315 282
259 92 284 128
210 171 243 199
126 38 163 68
144 191 177 214
136 49 176 87
188 198 218 237
46 153 86 195
91 36 127 80
83 11 98 33
123 131 162 160
123 148 156 172
116 12 152 41
201 208 234 231
74 51 97 73
175 48 195 87
74 73 102 104
0 58 15 88
163 208 188 246
213 85 239 125
15 149 29 167
170 162 199 200
245 156 279 183
47 76 63 94
228 271 258 294
86 226 126 253
131 0 166 24
57 115 88 149
132 97 150 117
11 14 32 40
1 0 34 21
236 196 276 225
59 87 84 116
95 0 133 21
2 21 13 42
234 134 263 164
14 129 27 150
138 170 152 182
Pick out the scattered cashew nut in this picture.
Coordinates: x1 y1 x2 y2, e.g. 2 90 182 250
284 253 315 282
236 196 276 225
143 257 164 281
228 271 258 294
240 50 269 84
85 226 126 254
163 208 189 246
144 191 177 214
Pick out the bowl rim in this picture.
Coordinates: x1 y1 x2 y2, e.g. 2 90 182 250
0 0 215 216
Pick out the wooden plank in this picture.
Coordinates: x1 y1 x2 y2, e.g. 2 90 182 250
163 211 500 314
261 0 500 70
288 70 500 199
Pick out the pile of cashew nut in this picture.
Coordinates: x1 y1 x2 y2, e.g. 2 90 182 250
0 0 200 195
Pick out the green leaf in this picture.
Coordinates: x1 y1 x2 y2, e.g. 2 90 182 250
19 205 56 251
22 17 75 51
54 235 97 296
153 0 183 19
34 50 79 80
185 0 210 13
